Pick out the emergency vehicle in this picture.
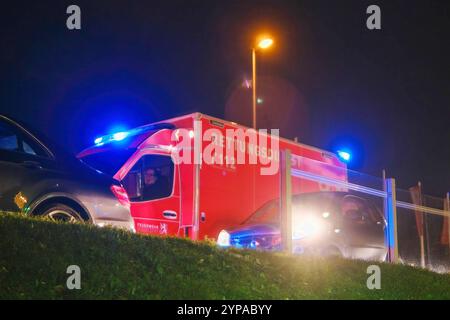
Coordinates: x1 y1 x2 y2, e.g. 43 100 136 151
78 113 347 242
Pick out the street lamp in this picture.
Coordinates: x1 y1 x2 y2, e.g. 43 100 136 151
252 36 273 129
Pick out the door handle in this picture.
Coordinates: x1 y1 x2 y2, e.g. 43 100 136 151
21 161 43 170
163 210 177 220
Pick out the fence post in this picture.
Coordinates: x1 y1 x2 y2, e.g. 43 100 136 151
280 150 292 253
384 178 399 263
446 192 450 252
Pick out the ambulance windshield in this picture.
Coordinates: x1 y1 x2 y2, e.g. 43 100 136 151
80 148 136 176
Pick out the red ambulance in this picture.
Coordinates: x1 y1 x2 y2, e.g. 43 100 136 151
78 113 347 241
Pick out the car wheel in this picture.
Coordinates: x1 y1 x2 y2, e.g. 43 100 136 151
40 203 84 223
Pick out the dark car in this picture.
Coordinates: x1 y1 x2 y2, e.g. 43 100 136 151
0 115 134 231
217 192 387 261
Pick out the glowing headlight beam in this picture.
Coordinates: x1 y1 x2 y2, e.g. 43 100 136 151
217 230 231 247
292 215 324 240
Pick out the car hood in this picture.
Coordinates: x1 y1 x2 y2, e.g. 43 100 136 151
228 223 279 239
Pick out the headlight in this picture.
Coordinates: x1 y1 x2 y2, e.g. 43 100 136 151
292 215 324 240
217 230 231 247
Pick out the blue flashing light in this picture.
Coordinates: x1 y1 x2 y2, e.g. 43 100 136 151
93 131 129 146
112 131 129 141
337 150 351 162
92 123 176 148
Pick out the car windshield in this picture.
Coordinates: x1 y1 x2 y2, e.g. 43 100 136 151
243 200 280 225
80 148 136 176
243 192 339 225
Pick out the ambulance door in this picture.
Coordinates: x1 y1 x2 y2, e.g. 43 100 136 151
120 151 181 236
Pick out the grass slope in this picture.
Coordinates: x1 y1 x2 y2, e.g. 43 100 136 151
0 213 449 299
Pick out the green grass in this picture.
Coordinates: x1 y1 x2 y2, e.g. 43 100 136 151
0 212 449 299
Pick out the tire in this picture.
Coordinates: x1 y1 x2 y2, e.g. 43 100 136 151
39 203 85 223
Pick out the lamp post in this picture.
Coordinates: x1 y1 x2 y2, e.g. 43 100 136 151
252 37 273 129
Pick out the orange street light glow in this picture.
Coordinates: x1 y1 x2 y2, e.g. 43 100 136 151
257 38 273 49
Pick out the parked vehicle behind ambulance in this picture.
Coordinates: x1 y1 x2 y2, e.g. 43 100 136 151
218 191 387 260
0 115 134 231
78 113 348 242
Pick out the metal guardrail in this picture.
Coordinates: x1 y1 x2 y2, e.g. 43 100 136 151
291 168 387 197
290 168 450 218
395 201 450 218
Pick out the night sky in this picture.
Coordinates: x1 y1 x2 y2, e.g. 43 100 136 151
0 0 449 196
